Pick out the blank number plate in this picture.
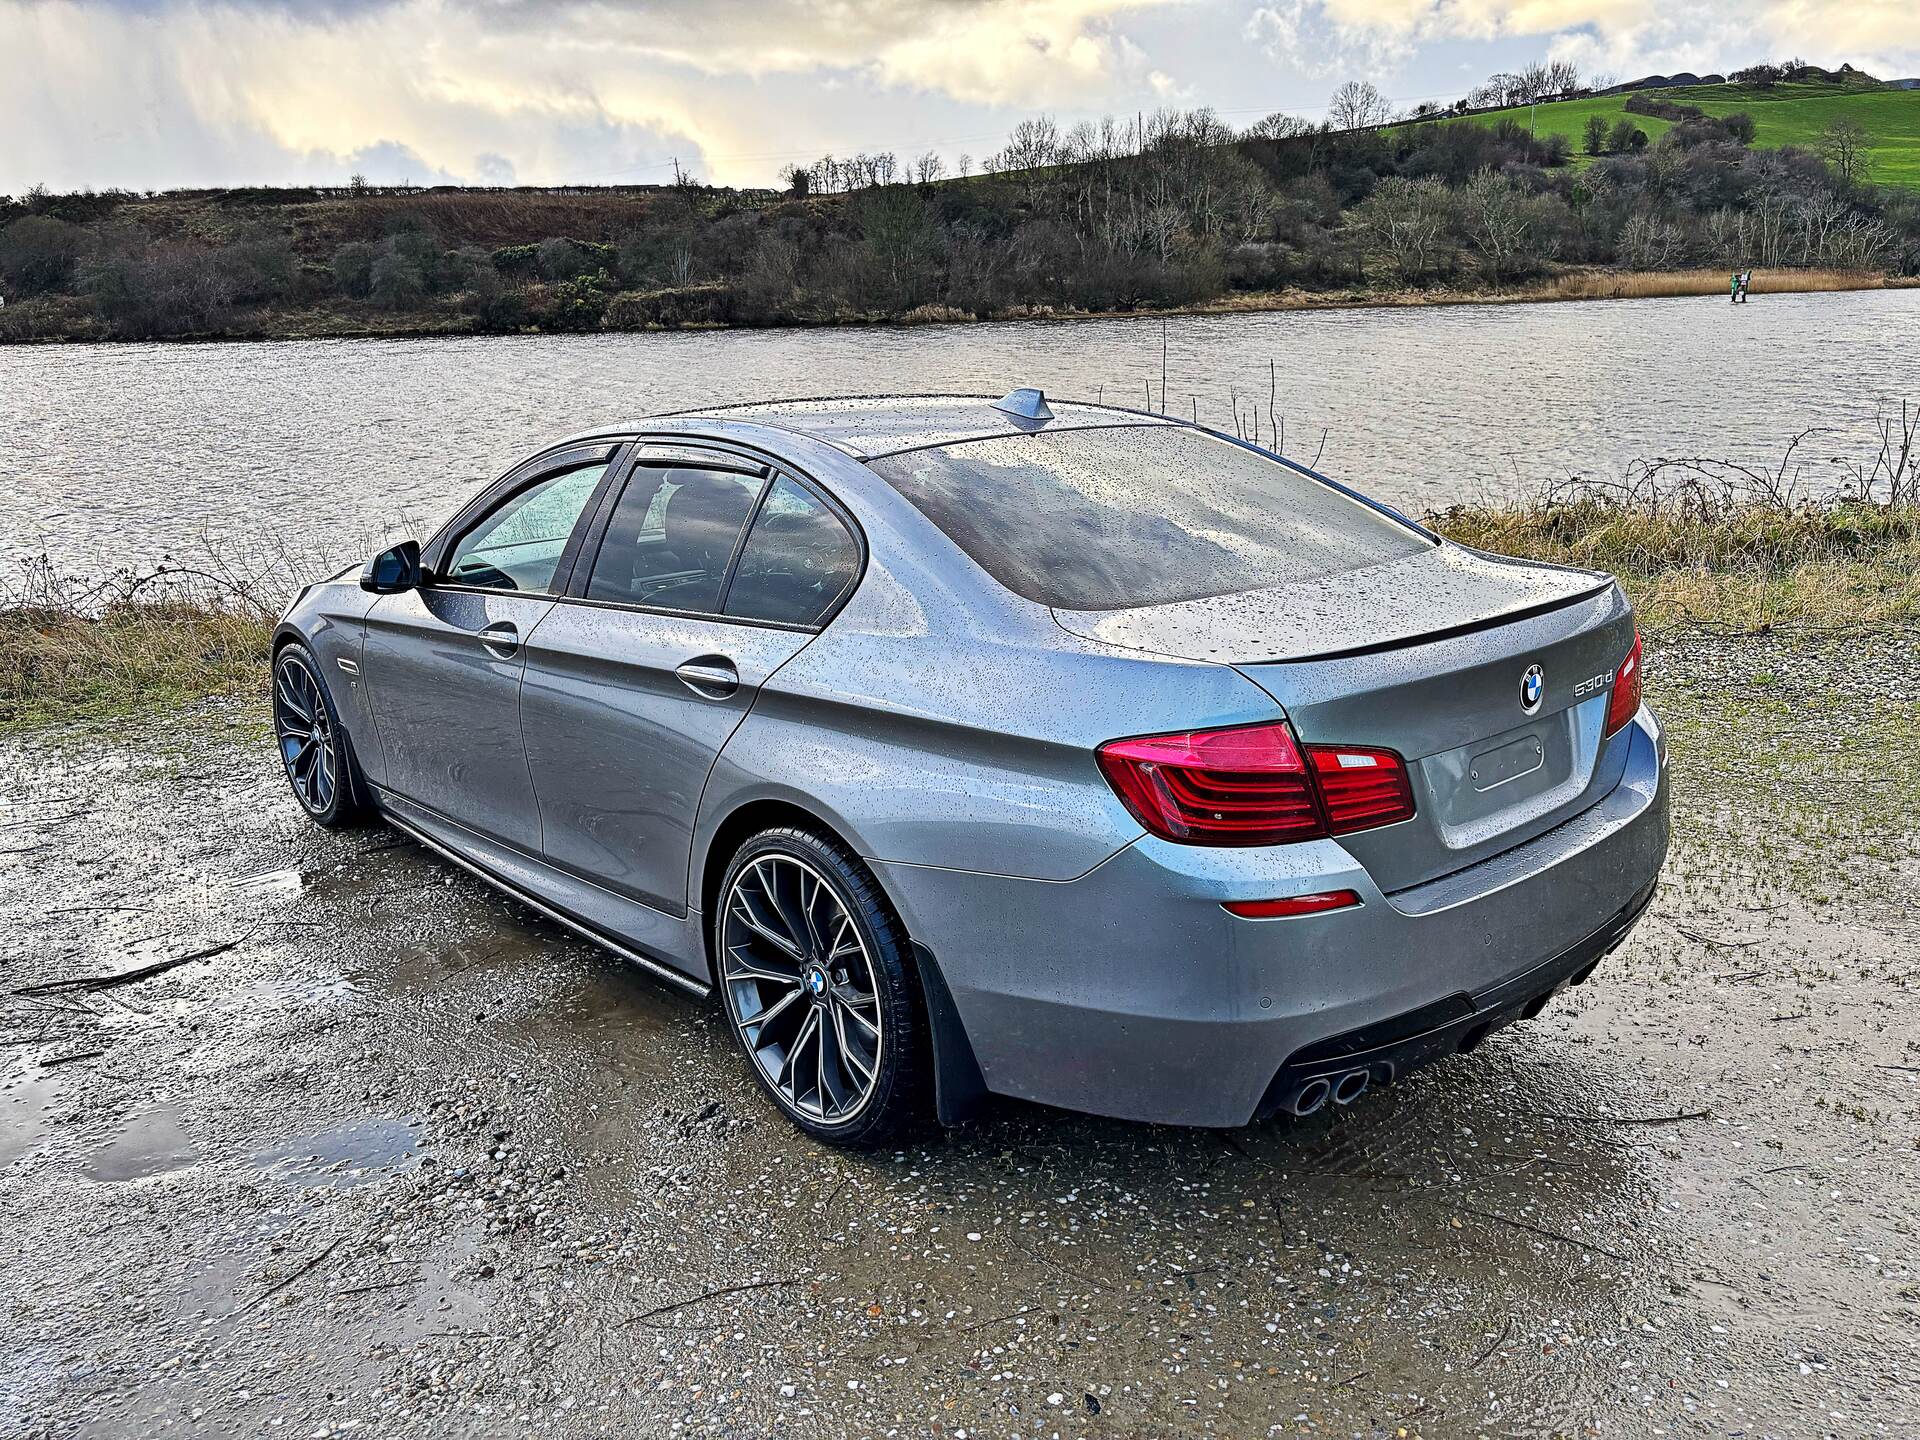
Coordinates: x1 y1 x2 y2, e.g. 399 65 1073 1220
1469 734 1545 792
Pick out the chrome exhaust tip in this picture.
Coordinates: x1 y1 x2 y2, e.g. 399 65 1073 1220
1332 1068 1370 1106
1291 1076 1333 1117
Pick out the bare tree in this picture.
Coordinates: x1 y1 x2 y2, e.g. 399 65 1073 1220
1347 176 1452 279
1515 62 1554 103
1468 73 1522 109
1470 60 1580 110
1455 169 1550 281
993 116 1062 205
1245 111 1317 141
997 116 1061 173
913 152 946 186
1619 211 1683 270
1328 79 1392 132
1818 119 1871 184
1542 59 1582 96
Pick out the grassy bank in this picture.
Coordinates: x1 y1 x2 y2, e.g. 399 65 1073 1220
1460 81 1920 188
0 560 277 732
1434 496 1920 632
0 601 271 732
1138 267 1911 324
1514 268 1914 302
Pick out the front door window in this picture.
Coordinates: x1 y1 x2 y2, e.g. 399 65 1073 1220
444 461 610 593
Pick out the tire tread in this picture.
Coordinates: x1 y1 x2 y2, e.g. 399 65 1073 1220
717 826 929 1147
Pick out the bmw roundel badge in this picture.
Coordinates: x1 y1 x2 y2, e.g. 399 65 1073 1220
1519 663 1545 714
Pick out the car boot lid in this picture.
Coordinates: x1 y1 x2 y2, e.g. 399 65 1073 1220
1049 542 1610 665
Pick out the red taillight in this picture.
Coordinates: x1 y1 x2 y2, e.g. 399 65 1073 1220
1096 721 1322 846
1223 890 1362 920
1308 745 1417 835
1097 721 1414 847
1604 630 1643 737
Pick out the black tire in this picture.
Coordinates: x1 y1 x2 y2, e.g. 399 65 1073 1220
272 641 369 830
714 827 928 1146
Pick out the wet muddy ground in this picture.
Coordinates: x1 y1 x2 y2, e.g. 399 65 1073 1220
2 631 1917 1438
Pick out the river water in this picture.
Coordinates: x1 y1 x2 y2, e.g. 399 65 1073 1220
4 288 1915 576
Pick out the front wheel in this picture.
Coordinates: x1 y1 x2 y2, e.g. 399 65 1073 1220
273 642 366 829
715 828 928 1146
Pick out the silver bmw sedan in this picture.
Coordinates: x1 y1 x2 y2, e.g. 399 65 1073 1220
273 390 1669 1145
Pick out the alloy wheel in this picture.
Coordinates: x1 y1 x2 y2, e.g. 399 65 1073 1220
273 651 338 815
721 853 884 1125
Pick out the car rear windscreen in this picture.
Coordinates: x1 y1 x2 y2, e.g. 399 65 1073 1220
866 427 1430 611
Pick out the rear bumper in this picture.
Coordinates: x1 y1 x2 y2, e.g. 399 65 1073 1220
1252 872 1655 1119
877 708 1670 1128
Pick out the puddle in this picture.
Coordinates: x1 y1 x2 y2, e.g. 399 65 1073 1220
85 1103 200 1182
227 970 360 1012
387 934 522 991
230 867 305 896
252 1116 423 1189
0 1066 61 1170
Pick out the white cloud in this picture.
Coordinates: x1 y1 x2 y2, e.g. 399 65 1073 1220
4 0 1918 194
1245 0 1419 79
0 0 1189 191
1313 0 1919 80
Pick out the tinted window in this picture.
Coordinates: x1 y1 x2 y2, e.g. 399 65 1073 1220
444 461 609 593
723 476 860 628
584 465 764 614
867 428 1428 611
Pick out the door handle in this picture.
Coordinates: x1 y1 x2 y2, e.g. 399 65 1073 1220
675 656 739 699
478 621 520 657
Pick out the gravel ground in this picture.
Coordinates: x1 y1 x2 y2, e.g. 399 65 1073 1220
2 629 1917 1439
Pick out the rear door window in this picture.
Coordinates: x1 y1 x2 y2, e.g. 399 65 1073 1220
584 465 766 614
866 427 1427 611
722 475 861 628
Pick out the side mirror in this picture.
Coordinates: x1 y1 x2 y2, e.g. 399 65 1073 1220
360 539 423 594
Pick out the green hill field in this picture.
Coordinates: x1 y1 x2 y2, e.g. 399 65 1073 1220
1452 82 1920 186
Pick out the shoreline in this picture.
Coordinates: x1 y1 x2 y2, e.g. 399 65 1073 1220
3 269 1912 349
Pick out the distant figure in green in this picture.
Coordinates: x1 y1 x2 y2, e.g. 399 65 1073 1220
1730 269 1752 303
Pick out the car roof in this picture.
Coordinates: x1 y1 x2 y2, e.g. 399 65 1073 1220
647 393 1181 461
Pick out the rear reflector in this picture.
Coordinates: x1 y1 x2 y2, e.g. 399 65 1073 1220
1223 890 1362 919
1097 721 1414 847
1603 630 1643 737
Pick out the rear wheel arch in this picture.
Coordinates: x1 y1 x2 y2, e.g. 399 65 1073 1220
698 797 986 1127
699 798 874 983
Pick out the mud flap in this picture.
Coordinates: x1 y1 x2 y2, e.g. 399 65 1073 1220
911 941 987 1126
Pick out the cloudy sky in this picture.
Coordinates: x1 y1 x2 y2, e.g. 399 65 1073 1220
4 0 1917 194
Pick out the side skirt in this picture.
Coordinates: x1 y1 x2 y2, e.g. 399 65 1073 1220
374 795 712 1001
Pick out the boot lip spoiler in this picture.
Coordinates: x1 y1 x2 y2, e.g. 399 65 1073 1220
1233 577 1615 665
